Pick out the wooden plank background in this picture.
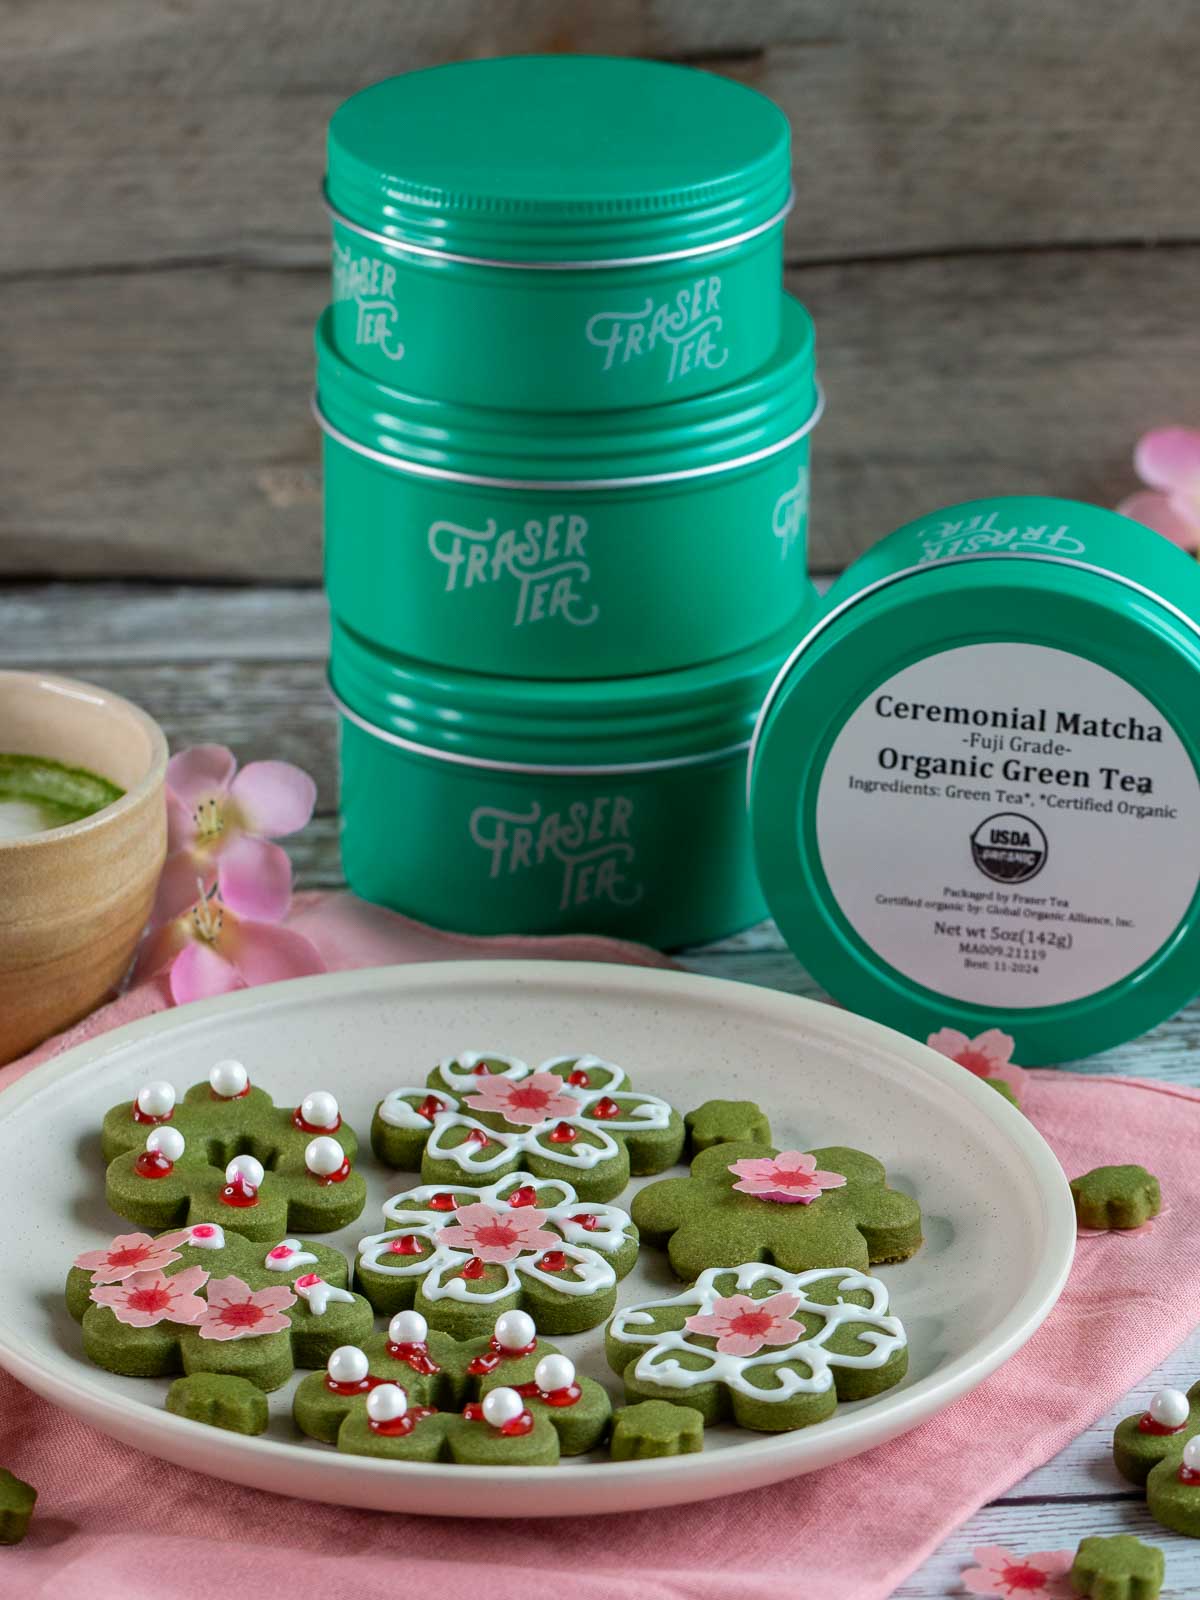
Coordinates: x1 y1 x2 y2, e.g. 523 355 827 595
2 0 1198 579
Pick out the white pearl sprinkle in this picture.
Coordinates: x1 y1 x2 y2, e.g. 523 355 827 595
136 1081 176 1117
305 1136 346 1176
534 1353 575 1393
389 1310 428 1345
1184 1436 1200 1473
145 1126 185 1162
481 1387 525 1429
1149 1388 1190 1430
209 1059 249 1098
366 1383 408 1423
493 1309 536 1352
327 1346 369 1385
225 1154 264 1188
300 1090 339 1128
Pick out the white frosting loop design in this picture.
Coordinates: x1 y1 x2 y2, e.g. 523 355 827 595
434 1052 530 1096
357 1172 632 1303
609 1264 907 1402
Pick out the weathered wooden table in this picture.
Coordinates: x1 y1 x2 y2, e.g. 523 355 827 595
8 580 1200 1594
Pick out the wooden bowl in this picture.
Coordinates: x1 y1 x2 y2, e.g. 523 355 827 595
0 672 168 1065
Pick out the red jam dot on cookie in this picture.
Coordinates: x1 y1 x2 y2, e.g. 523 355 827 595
516 1379 582 1409
462 1401 485 1422
389 1235 425 1256
570 1213 600 1231
590 1097 621 1120
536 1251 569 1273
507 1185 538 1208
293 1108 343 1135
326 1375 377 1396
134 1150 175 1179
567 1068 591 1088
429 1192 457 1211
467 1350 502 1376
221 1176 259 1208
460 1256 486 1280
416 1095 445 1122
465 1128 490 1147
548 1121 577 1144
387 1343 440 1376
1140 1415 1188 1436
1180 1464 1200 1485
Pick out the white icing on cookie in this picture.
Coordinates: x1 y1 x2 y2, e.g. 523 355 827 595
294 1274 356 1315
425 1110 621 1174
263 1239 318 1272
377 1088 454 1130
435 1052 530 1095
608 1264 907 1403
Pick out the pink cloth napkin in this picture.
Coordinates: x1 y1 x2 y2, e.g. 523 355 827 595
2 896 1195 1599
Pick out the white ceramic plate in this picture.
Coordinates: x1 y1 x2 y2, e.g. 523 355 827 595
0 961 1074 1517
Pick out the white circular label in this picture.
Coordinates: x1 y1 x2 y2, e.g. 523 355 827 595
815 643 1200 1008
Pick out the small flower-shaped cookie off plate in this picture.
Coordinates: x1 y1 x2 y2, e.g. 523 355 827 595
0 961 1074 1518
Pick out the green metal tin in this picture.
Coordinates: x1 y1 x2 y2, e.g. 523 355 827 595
325 56 791 409
316 297 819 680
750 496 1200 1064
329 608 809 946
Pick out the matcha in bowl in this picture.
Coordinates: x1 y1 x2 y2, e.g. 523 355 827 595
0 753 124 839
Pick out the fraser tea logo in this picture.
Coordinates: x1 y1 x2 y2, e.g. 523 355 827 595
332 241 405 362
915 509 1086 563
427 513 598 629
469 797 644 911
585 275 728 384
772 466 809 558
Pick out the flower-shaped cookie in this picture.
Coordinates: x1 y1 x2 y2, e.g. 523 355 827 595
372 1051 685 1202
631 1140 923 1281
606 1263 908 1431
102 1063 366 1238
1113 1381 1200 1537
293 1309 611 1465
1069 1164 1161 1231
356 1170 638 1336
1069 1535 1164 1600
66 1223 373 1390
610 1400 705 1460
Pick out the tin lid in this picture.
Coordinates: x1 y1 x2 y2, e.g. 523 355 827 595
330 603 810 774
326 56 791 265
750 496 1200 1063
315 295 817 488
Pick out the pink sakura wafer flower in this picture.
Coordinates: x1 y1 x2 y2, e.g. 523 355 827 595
435 1203 559 1264
961 1544 1074 1598
728 1150 847 1205
684 1291 804 1357
464 1071 579 1128
73 1229 193 1284
926 1027 1029 1101
90 1267 210 1329
196 1275 296 1341
1118 425 1200 551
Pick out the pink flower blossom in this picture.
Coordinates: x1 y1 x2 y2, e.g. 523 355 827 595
728 1150 847 1205
684 1291 804 1356
961 1545 1074 1598
464 1071 580 1128
435 1203 559 1263
155 744 317 926
1118 426 1200 551
89 1267 210 1328
136 879 324 1005
74 1229 193 1284
926 1027 1029 1101
196 1275 296 1341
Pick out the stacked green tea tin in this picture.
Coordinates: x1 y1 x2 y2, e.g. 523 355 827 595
318 55 820 945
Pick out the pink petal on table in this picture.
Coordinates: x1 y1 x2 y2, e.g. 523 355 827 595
165 790 195 855
152 850 215 927
216 835 293 922
1118 489 1200 548
166 745 237 807
1134 426 1200 492
230 760 317 838
134 917 190 981
226 921 326 988
170 941 244 1005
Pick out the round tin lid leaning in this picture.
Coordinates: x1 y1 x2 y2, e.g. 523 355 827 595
750 496 1200 1064
326 55 792 264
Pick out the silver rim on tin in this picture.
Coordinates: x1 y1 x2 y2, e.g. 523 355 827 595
330 688 752 777
312 385 824 492
745 550 1200 803
323 190 794 270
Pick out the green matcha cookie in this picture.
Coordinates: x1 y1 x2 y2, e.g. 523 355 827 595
103 1063 366 1238
355 1170 637 1336
631 1140 922 1280
293 1307 611 1464
0 1469 36 1546
685 1099 771 1152
1113 1383 1200 1537
610 1400 704 1459
1071 1165 1161 1230
607 1263 907 1432
166 1372 269 1435
67 1222 373 1389
372 1051 685 1202
1070 1534 1164 1599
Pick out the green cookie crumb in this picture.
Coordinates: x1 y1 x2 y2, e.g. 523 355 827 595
1070 1165 1161 1230
610 1400 704 1459
685 1099 771 1153
0 1469 36 1546
166 1372 270 1435
1070 1533 1164 1599
983 1078 1021 1108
